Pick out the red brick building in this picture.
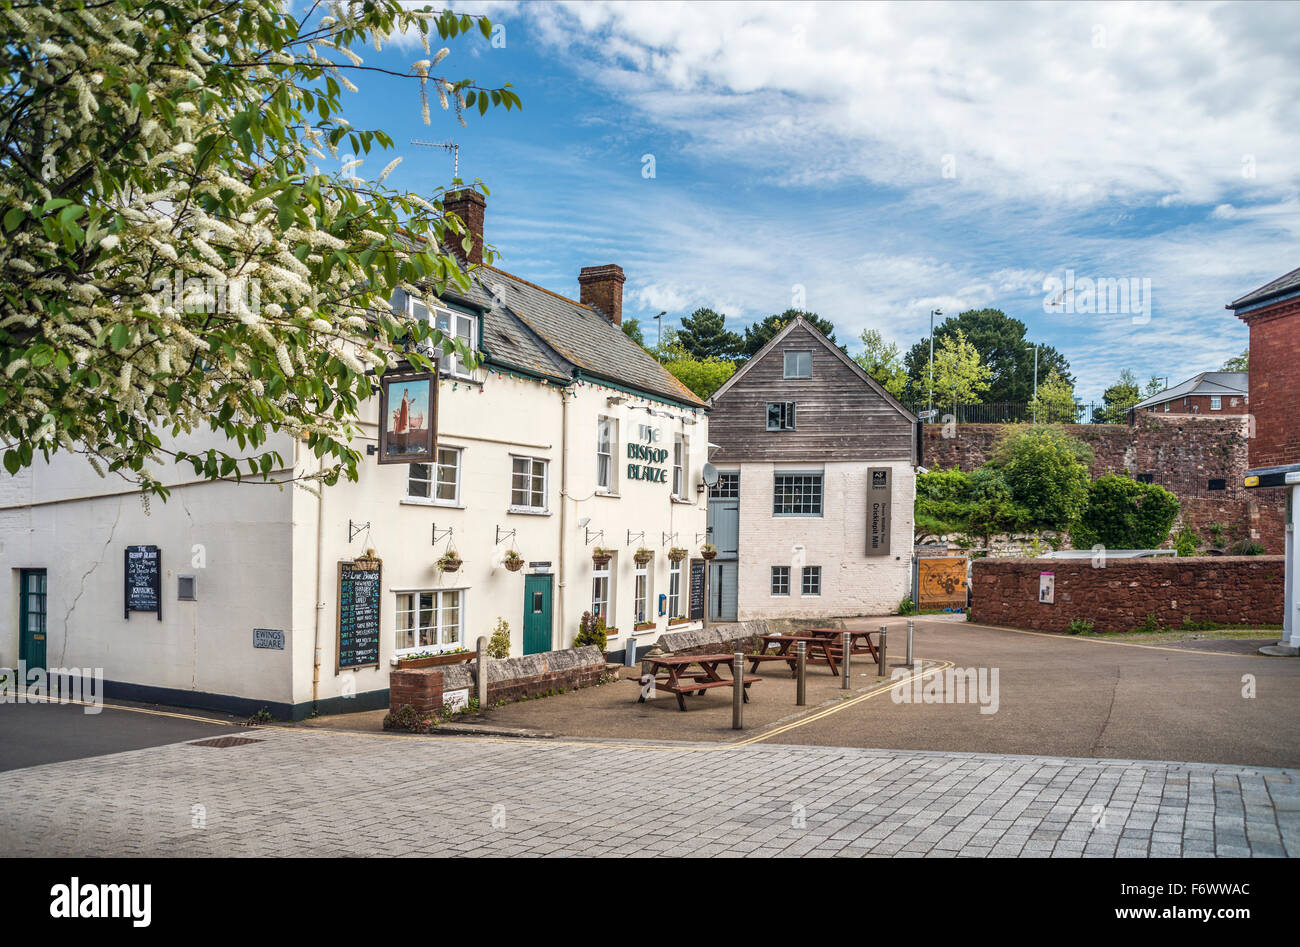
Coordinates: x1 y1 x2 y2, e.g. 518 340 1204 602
1131 371 1249 417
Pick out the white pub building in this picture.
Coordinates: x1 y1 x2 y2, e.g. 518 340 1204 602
0 190 710 719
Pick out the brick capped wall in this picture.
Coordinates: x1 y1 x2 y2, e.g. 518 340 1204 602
922 414 1286 551
970 556 1284 633
1239 296 1300 469
388 646 607 717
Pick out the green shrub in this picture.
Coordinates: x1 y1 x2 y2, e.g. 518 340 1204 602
991 424 1092 531
1072 474 1180 550
487 618 511 659
1068 618 1094 635
1228 538 1265 556
1133 613 1162 634
897 596 917 616
574 610 608 650
1173 525 1201 558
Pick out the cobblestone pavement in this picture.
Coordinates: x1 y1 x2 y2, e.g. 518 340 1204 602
1 727 1297 857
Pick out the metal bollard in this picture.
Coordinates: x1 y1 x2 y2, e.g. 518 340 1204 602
796 641 807 706
878 625 888 677
624 635 636 667
732 651 744 730
475 636 489 709
841 632 851 690
906 618 915 668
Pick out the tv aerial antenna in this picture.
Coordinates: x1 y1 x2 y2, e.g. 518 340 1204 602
410 138 460 181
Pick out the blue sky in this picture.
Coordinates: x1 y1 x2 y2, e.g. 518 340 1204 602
316 1 1299 403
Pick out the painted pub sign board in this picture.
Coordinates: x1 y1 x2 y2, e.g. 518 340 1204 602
377 369 437 465
124 544 162 620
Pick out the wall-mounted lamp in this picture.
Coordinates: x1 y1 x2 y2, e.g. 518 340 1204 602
606 395 627 407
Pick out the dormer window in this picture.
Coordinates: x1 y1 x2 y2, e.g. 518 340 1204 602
410 298 477 379
784 350 812 379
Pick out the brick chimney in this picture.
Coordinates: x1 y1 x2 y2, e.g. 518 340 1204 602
443 188 485 266
578 264 625 327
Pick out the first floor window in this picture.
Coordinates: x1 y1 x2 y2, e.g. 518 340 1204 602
395 589 463 652
672 433 688 497
511 455 548 511
766 401 796 431
592 562 612 623
774 473 823 516
596 416 617 492
668 559 682 618
783 350 812 378
771 566 791 596
1210 396 1222 411
408 447 462 503
802 566 822 595
634 562 651 623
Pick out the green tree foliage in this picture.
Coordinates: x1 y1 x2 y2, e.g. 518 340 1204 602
1028 369 1080 423
621 318 645 347
919 328 992 409
904 309 1072 403
0 1 519 494
1222 349 1249 372
662 354 736 400
741 310 845 358
1091 369 1142 423
675 307 742 361
1072 475 1181 550
914 467 1031 538
1173 525 1201 557
853 329 909 399
991 424 1093 530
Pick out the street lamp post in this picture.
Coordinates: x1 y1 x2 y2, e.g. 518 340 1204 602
928 308 943 417
655 310 666 349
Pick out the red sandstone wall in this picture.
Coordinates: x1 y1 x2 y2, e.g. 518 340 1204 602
970 556 1284 634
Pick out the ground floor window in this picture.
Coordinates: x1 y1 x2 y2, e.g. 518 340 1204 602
802 566 822 595
668 559 682 618
395 589 463 653
771 566 791 595
634 562 652 623
592 562 611 623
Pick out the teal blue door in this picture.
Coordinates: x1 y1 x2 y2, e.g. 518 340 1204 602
522 574 553 655
19 569 47 672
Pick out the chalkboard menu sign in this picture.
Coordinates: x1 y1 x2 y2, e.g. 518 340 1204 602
124 545 162 620
688 559 706 621
337 556 382 671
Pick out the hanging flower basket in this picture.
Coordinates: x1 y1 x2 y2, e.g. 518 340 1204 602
438 551 462 573
592 547 613 567
504 550 524 572
700 543 718 561
667 547 689 562
633 547 654 565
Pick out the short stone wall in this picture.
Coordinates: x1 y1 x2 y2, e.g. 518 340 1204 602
388 645 607 716
971 556 1284 634
656 618 847 656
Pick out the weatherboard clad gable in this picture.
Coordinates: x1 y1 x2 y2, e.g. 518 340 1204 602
709 319 914 464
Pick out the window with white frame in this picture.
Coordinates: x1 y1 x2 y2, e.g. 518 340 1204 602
784 350 812 379
672 432 688 497
510 455 548 511
596 416 617 492
592 559 612 624
634 560 652 624
766 401 796 430
394 589 463 653
1210 396 1222 411
411 299 477 379
668 559 682 618
802 566 822 596
407 447 462 503
771 566 791 596
774 473 823 516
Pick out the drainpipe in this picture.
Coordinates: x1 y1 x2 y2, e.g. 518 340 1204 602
312 455 325 706
557 385 569 650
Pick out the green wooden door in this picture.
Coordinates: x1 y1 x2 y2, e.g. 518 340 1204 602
522 573 552 655
19 569 47 672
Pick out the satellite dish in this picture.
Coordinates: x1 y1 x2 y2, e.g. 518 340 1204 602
701 463 720 487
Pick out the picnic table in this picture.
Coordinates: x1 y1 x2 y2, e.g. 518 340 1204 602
805 627 880 663
632 653 762 712
746 634 840 676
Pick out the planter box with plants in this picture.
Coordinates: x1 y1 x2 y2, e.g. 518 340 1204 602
634 621 656 631
394 648 473 669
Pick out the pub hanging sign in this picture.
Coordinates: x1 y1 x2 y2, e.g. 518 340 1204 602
124 544 162 621
377 369 438 465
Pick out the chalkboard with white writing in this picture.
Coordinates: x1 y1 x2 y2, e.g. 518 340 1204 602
337 557 382 671
689 559 706 621
124 545 162 620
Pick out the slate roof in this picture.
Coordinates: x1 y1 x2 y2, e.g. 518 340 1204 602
453 265 706 408
1227 265 1300 310
1132 371 1248 411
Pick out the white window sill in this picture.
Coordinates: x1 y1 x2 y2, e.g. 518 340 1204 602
507 507 551 516
595 490 621 499
401 498 464 509
670 496 697 505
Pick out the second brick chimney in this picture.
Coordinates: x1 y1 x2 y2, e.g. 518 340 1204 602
443 188 486 266
578 264 625 327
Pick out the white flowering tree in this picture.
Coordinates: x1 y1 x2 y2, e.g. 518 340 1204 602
0 0 520 496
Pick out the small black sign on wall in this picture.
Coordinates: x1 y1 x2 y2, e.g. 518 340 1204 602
124 545 162 620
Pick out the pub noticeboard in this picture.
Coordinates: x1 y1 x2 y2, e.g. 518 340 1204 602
688 559 706 621
337 556 382 671
124 545 162 620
